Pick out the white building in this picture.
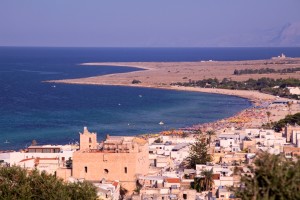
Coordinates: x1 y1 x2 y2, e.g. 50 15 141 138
170 143 190 163
0 145 76 173
291 131 300 147
287 87 300 95
94 181 120 200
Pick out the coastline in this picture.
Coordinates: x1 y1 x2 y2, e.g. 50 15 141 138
46 58 300 133
49 58 300 103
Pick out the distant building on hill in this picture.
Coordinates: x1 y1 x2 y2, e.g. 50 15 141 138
271 53 287 60
287 87 300 95
72 127 149 191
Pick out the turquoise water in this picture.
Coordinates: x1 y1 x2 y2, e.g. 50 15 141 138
1 47 300 150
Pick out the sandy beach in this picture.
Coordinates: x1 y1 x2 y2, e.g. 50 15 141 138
47 57 300 132
51 58 300 88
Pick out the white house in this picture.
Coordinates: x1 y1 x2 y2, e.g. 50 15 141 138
287 87 300 95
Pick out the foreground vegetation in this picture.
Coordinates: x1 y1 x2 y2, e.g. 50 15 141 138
171 77 300 99
0 166 97 200
233 153 300 200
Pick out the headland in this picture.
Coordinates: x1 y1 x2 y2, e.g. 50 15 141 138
47 57 300 131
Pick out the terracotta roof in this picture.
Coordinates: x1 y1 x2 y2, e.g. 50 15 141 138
113 181 119 188
212 174 220 180
19 158 35 162
37 158 59 160
165 178 180 183
28 145 61 149
34 157 59 165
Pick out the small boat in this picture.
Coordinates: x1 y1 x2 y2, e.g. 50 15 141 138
52 85 56 88
159 121 164 125
4 140 10 144
139 95 143 98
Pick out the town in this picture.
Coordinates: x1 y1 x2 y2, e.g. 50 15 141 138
1 98 300 200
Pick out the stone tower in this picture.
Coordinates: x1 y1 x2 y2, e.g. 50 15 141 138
79 127 97 150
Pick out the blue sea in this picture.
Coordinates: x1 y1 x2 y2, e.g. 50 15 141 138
1 47 300 150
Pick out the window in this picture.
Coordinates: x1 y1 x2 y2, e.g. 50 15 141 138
183 194 187 199
125 167 127 174
36 149 42 153
85 166 88 173
104 169 109 174
42 149 51 153
54 149 60 153
89 137 92 143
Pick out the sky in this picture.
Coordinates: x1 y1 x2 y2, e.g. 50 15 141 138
0 0 300 47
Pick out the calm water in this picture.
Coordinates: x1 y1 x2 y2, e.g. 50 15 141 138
1 47 300 150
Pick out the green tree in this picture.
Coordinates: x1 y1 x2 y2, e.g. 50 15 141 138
172 77 300 99
234 152 300 200
120 185 128 199
0 165 98 200
187 136 212 169
273 112 300 132
68 181 98 200
65 157 73 169
132 79 141 84
201 169 214 191
206 130 215 148
154 137 162 143
192 169 214 192
192 177 203 192
194 128 203 136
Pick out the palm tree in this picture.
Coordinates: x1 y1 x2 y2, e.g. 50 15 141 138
206 130 215 147
192 177 202 192
194 128 203 136
266 111 271 123
287 101 292 115
193 169 214 192
201 169 214 191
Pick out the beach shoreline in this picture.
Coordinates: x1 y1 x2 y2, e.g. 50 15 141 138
46 58 300 133
49 58 300 101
